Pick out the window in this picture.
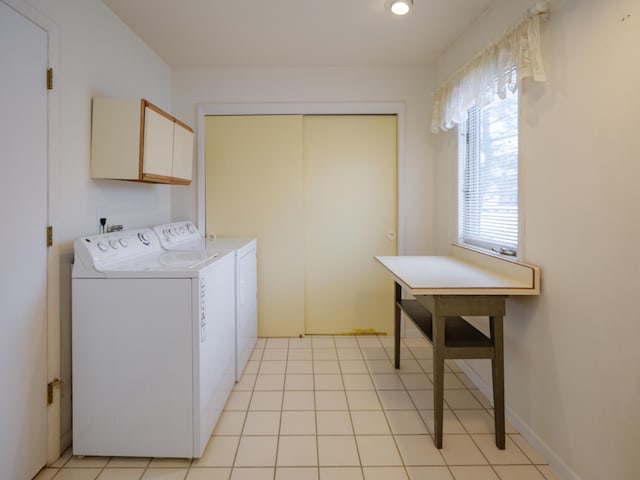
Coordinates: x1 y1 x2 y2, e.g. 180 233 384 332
458 89 519 255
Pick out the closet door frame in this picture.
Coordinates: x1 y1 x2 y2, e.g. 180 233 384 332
196 102 407 257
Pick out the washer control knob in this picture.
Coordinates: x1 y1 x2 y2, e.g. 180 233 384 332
96 242 108 252
108 240 119 249
138 232 151 245
119 238 128 247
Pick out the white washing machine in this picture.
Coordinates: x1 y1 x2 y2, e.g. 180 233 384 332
72 227 235 458
153 221 258 381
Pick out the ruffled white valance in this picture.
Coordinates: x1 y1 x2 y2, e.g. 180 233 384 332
431 5 548 133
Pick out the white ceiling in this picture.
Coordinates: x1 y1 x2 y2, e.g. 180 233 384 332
102 0 496 68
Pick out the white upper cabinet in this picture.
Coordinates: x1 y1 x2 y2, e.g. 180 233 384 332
91 98 193 185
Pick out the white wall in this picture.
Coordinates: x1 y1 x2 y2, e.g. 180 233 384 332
170 66 435 256
29 0 174 243
23 0 174 452
432 0 640 478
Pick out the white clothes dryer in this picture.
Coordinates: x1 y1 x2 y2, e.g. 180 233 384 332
153 221 258 381
72 227 235 458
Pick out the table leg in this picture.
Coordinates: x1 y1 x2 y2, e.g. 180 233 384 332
394 282 401 369
432 314 445 449
490 315 505 449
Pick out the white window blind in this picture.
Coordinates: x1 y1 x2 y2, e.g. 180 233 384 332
459 89 518 253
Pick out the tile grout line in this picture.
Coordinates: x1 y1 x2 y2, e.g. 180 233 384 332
376 336 416 480
388 337 448 479
342 337 366 479
50 335 557 480
229 343 264 474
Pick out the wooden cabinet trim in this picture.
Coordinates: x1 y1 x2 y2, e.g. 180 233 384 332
143 99 174 123
141 172 172 184
138 99 146 181
144 99 193 132
174 117 193 133
170 177 191 186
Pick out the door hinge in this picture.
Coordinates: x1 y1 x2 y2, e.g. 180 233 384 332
47 68 53 90
47 226 53 247
47 378 63 405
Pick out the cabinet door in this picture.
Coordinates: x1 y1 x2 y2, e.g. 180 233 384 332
142 105 174 182
171 121 194 184
90 98 142 180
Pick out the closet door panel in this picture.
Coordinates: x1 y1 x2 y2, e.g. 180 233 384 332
303 115 397 335
205 115 305 337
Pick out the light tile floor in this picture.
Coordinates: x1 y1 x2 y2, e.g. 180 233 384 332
35 335 562 480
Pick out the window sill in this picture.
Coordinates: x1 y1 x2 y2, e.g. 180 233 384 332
455 242 519 262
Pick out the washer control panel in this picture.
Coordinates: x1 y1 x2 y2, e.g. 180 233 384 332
153 221 201 249
74 228 162 272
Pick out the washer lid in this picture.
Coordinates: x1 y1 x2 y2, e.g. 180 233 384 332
76 248 233 279
159 250 220 268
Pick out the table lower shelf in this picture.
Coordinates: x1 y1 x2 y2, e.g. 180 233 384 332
397 300 495 359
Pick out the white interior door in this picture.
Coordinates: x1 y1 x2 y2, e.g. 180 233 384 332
0 1 49 478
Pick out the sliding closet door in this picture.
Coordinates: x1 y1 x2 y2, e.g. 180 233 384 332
205 115 305 337
303 115 397 335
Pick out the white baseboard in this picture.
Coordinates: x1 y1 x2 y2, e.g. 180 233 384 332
455 360 582 480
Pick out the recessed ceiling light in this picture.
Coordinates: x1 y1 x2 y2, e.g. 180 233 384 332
387 0 413 16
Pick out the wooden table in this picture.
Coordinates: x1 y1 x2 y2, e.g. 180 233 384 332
375 245 540 449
